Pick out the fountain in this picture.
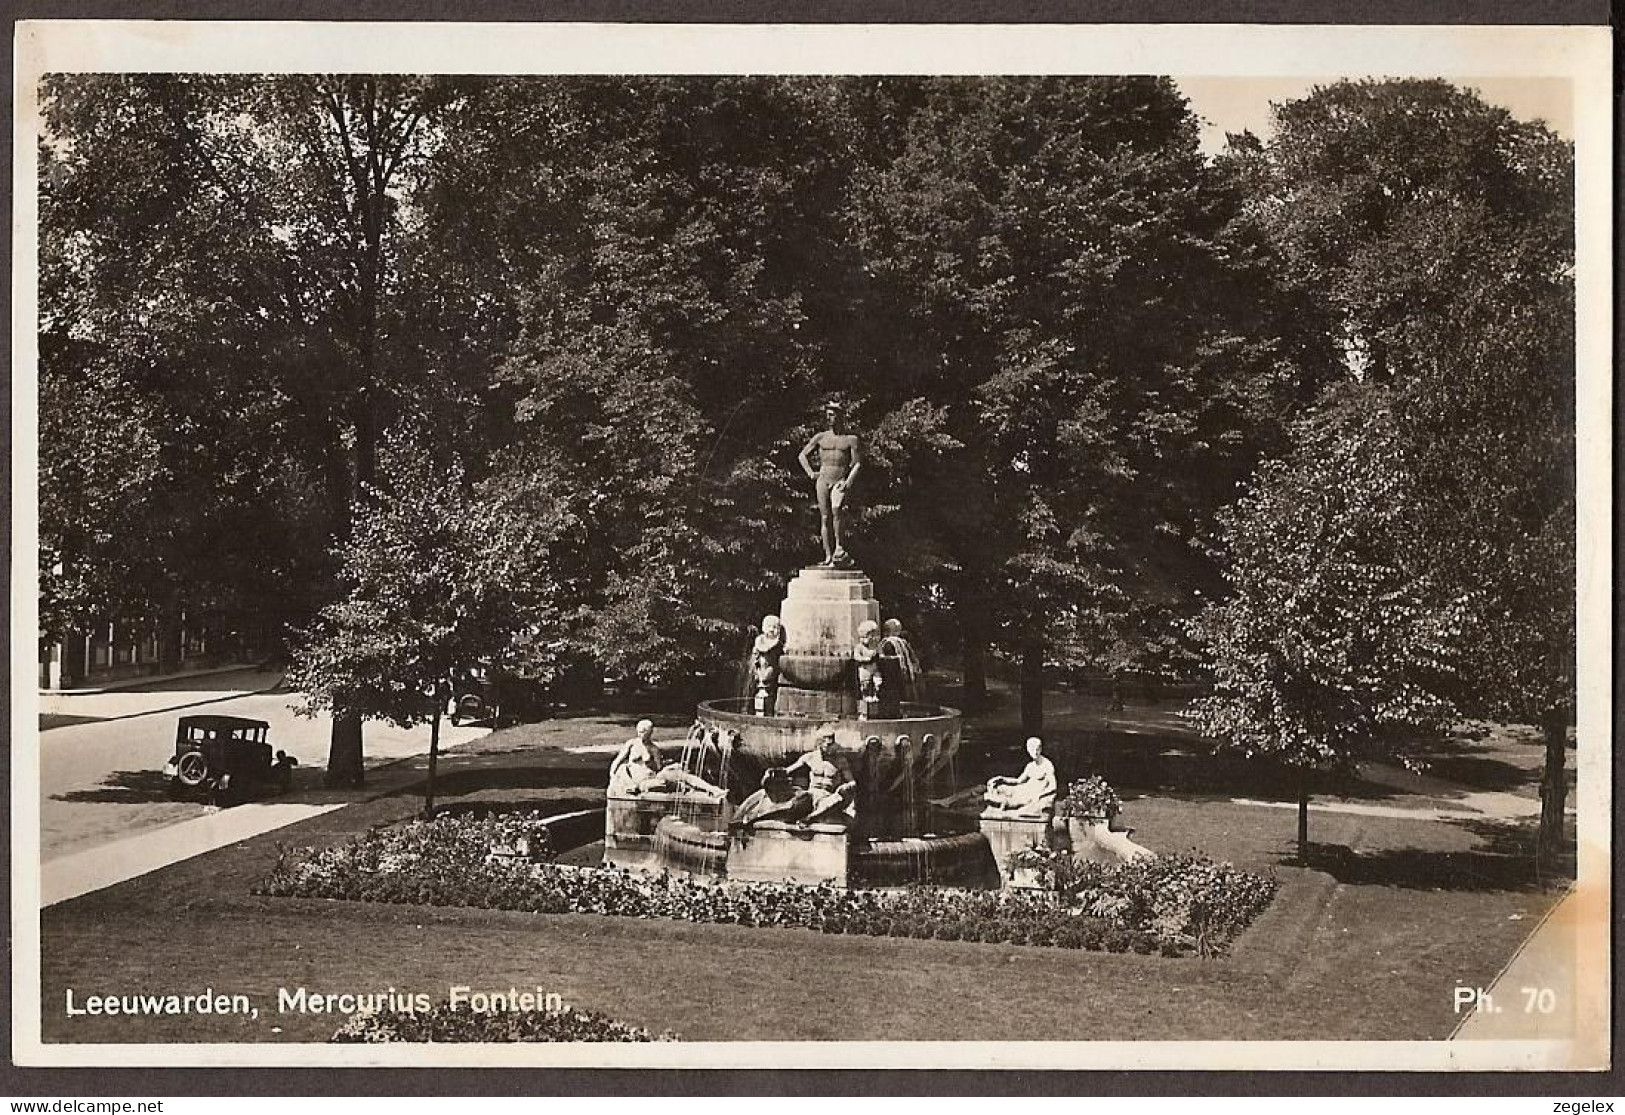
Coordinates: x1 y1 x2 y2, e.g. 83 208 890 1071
602 402 1000 887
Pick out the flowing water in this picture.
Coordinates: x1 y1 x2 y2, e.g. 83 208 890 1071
881 635 926 704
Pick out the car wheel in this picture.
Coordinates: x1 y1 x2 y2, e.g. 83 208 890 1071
175 751 209 788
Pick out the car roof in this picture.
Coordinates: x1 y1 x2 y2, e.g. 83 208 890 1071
177 714 270 730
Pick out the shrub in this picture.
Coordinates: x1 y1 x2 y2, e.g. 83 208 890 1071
1056 776 1122 820
1063 852 1280 956
258 816 1277 959
331 1002 674 1043
1007 843 1086 893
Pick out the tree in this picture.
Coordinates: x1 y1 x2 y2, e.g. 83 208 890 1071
1187 392 1468 862
38 75 334 661
407 78 863 689
845 77 1331 729
255 76 466 785
1232 79 1576 867
39 74 468 781
288 434 564 814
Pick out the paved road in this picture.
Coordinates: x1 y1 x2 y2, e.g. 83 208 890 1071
39 675 486 862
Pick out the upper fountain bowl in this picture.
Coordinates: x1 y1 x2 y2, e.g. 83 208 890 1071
696 698 962 769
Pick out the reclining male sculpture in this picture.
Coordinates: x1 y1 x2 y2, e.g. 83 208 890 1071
733 729 857 828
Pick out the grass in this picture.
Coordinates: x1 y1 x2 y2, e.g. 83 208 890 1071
38 689 1572 1044
42 786 1563 1044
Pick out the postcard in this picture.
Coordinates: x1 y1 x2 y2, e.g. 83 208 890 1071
12 18 1611 1072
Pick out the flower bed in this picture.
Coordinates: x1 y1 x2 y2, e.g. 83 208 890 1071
257 813 1276 957
332 1002 674 1043
1056 775 1122 820
1016 850 1282 957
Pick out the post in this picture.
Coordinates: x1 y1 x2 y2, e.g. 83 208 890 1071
1296 772 1310 866
1536 709 1568 874
424 700 442 820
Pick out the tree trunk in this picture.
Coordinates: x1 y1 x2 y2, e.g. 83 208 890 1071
1296 773 1310 866
61 627 87 689
323 430 363 785
1019 639 1043 737
1537 710 1569 873
424 703 442 819
959 604 988 712
326 714 365 788
156 608 182 674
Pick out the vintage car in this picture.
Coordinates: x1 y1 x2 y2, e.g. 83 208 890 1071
165 714 296 803
449 683 498 727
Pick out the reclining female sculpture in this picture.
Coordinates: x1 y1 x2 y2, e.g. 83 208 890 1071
608 719 727 801
982 736 1058 818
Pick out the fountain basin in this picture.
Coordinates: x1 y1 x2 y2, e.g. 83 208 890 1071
696 698 961 769
649 817 999 890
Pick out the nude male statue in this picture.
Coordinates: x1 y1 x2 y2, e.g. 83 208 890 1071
782 729 859 824
799 402 862 567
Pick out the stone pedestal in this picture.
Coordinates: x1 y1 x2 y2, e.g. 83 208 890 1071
980 813 1056 890
604 793 729 872
775 567 880 718
1061 817 1155 864
726 821 850 886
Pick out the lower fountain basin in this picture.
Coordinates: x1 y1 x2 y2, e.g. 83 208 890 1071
650 817 999 889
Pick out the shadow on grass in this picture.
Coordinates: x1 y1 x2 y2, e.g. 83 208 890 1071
485 709 697 734
52 769 177 804
1032 726 1544 809
418 763 603 799
1289 831 1562 893
41 713 106 730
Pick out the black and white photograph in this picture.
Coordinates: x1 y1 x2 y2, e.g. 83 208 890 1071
10 19 1612 1073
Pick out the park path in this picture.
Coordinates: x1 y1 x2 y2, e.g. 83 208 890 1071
34 668 492 897
1451 885 1602 1051
40 801 344 906
1228 791 1550 825
39 665 288 726
37 732 489 905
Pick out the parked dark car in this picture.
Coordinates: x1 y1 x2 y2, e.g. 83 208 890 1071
165 714 296 803
450 689 497 726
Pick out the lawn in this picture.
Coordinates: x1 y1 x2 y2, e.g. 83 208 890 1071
39 699 1567 1045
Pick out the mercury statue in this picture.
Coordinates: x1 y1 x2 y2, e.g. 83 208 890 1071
798 401 862 568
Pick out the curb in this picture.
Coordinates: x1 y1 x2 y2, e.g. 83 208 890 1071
40 671 290 729
40 662 278 696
